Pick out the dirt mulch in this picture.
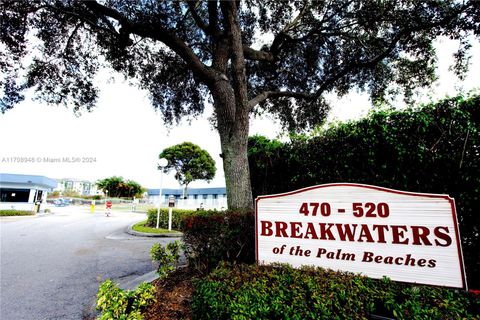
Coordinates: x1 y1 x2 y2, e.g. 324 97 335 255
143 266 201 320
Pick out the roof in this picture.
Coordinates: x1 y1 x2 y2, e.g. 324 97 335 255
0 173 58 189
148 187 226 196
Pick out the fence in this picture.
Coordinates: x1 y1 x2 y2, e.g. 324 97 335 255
46 196 227 211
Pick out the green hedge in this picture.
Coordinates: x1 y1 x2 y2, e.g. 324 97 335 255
248 94 480 288
192 263 480 320
180 210 255 272
0 210 34 216
146 208 197 230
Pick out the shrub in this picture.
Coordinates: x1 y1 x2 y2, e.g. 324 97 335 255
96 280 156 320
192 263 480 320
150 241 182 279
248 94 480 288
146 208 196 230
0 210 34 216
180 210 255 272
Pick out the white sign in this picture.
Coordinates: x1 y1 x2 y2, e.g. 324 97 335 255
256 183 467 289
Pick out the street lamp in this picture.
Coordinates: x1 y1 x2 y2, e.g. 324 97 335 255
156 158 168 229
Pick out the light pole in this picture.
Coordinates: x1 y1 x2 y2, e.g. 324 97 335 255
156 158 168 229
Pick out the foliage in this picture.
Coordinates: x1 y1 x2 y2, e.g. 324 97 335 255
248 94 480 288
0 210 33 216
96 176 144 198
159 142 216 197
180 210 255 273
1 1 478 125
2 1 479 210
192 263 480 320
248 135 289 199
47 190 61 198
150 241 182 279
96 280 156 320
146 208 197 230
61 189 81 198
80 195 103 200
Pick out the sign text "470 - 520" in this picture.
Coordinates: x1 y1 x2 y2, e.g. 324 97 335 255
299 202 390 218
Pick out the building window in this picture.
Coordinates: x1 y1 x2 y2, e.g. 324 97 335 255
194 195 198 199
213 194 218 199
203 194 208 199
0 188 30 202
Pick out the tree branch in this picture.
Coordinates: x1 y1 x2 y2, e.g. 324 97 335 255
248 90 314 109
249 2 472 110
314 35 401 96
83 1 127 25
186 1 209 34
281 1 310 34
186 1 223 39
242 46 275 62
45 4 117 37
208 1 219 36
314 4 469 97
83 1 217 84
63 22 82 59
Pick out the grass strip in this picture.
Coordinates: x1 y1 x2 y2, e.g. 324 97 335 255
132 220 179 234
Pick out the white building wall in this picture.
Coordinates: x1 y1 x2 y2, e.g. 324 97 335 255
0 202 34 211
28 189 36 203
55 179 100 196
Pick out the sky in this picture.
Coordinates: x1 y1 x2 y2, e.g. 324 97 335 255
0 36 479 190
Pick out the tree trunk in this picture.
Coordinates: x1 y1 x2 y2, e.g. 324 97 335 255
212 81 253 211
210 1 253 211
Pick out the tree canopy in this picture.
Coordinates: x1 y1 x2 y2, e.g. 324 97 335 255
159 142 216 197
96 176 144 198
1 1 479 209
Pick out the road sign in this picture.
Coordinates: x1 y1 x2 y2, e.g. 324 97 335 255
168 195 175 208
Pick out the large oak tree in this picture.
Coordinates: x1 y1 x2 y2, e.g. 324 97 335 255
1 1 479 210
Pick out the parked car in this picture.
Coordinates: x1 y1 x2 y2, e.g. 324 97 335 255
54 199 69 207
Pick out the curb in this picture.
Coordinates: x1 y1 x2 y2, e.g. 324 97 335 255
118 270 160 291
37 211 55 217
126 222 183 238
87 270 161 319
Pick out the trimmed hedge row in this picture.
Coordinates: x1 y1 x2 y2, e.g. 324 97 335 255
0 210 34 216
248 94 480 288
192 263 480 320
180 210 255 272
146 208 197 230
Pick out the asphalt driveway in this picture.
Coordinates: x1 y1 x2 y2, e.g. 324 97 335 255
0 206 176 320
